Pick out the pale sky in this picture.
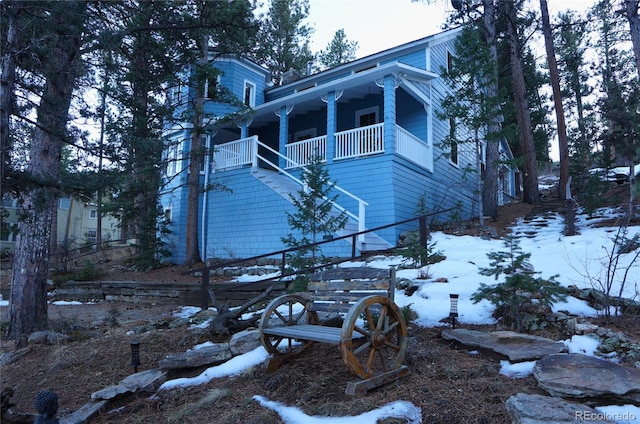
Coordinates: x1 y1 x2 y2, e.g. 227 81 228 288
306 0 599 162
307 0 598 59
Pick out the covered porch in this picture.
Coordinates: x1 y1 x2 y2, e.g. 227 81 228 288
212 122 432 172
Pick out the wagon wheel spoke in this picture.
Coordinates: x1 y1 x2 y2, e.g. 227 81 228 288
364 307 376 331
259 295 317 357
354 341 372 355
291 310 306 324
381 320 399 335
375 306 388 331
273 310 287 324
383 339 401 351
341 296 408 379
375 347 389 371
366 347 379 373
353 324 371 337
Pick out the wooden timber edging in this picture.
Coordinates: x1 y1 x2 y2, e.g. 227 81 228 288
54 280 288 307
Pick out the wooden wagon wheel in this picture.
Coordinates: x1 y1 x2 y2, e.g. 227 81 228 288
259 294 319 357
340 295 408 379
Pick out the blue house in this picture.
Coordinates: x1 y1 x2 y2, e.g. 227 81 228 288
160 27 517 263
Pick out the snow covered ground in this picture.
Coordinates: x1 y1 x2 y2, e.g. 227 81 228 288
160 206 640 423
2 206 639 423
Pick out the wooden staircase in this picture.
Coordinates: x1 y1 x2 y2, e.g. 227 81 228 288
251 168 393 252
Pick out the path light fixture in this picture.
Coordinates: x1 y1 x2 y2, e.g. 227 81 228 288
130 341 141 373
449 294 459 329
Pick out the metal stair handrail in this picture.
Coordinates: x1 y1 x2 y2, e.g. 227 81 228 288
189 208 454 308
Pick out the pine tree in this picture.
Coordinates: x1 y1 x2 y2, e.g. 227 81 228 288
500 1 540 204
439 23 506 223
254 0 314 85
281 155 347 290
471 236 567 332
554 11 596 194
6 1 89 339
317 29 358 71
181 0 258 266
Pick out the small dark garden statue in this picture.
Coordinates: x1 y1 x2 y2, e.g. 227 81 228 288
34 390 59 424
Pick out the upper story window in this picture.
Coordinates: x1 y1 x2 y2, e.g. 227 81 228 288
447 50 454 72
89 209 97 219
355 106 379 127
58 197 71 209
166 139 182 177
170 84 182 105
244 81 256 107
204 76 221 99
449 118 458 166
2 193 17 208
199 137 208 174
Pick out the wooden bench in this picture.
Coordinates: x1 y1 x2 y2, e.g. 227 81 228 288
258 267 409 397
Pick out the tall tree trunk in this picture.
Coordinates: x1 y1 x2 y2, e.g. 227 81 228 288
0 1 19 197
504 1 540 204
482 0 500 220
6 1 87 340
540 0 570 200
624 0 640 80
624 2 639 222
184 35 208 266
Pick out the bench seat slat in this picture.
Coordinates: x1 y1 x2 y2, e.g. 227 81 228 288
262 324 364 344
307 302 353 314
308 281 391 291
310 292 387 303
309 268 390 280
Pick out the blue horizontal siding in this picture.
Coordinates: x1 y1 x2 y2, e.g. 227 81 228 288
201 168 353 260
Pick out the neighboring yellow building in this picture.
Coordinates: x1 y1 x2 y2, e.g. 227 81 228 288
1 194 122 255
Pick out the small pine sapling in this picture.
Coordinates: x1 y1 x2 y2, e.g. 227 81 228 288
471 236 567 332
282 155 347 291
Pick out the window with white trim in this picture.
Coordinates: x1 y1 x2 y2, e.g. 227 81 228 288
449 118 458 166
166 140 182 177
89 209 97 219
244 81 256 107
204 75 221 99
293 128 317 142
58 197 71 209
355 106 379 127
170 84 182 105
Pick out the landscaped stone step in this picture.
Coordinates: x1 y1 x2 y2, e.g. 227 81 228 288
441 329 568 362
533 353 640 404
505 393 615 423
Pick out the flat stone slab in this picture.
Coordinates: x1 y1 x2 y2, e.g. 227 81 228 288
159 344 232 370
534 353 640 401
91 368 167 400
60 400 108 424
441 329 567 361
505 393 614 423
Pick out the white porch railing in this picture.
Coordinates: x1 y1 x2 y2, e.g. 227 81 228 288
213 125 429 172
396 125 430 166
335 123 384 160
212 136 256 172
285 135 327 168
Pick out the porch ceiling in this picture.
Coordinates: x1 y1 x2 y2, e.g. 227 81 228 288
245 62 438 127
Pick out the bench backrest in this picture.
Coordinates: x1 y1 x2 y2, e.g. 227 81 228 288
306 267 396 314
